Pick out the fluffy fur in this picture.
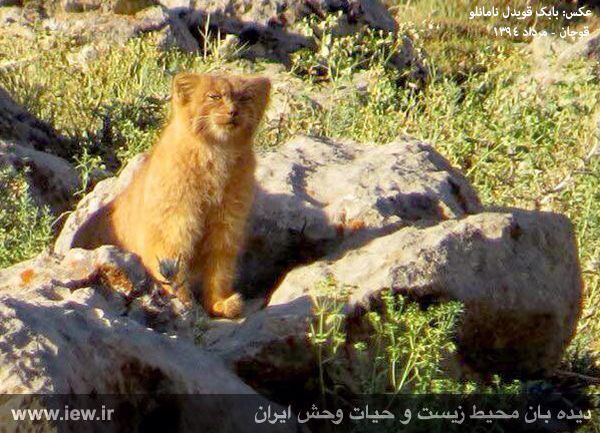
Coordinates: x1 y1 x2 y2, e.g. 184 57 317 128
72 72 271 318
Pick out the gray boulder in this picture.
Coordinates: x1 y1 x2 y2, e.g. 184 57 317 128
54 153 146 254
558 28 600 64
528 29 600 86
201 296 315 395
202 209 582 392
55 136 482 296
0 245 193 336
271 210 583 375
182 0 424 76
1 4 200 55
239 135 481 295
0 5 27 25
43 6 196 49
0 1 425 79
33 0 157 15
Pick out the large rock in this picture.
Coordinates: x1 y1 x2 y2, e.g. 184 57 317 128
156 8 200 53
557 28 600 64
239 136 481 295
0 5 28 25
0 247 296 432
44 6 197 49
59 0 105 13
0 245 193 336
22 0 158 15
271 210 582 375
202 210 583 394
528 29 600 86
55 136 482 296
1 4 200 55
185 0 397 33
201 296 315 396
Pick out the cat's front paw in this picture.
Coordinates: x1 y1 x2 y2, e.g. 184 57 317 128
212 293 244 319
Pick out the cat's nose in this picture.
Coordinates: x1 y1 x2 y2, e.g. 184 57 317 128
228 107 238 117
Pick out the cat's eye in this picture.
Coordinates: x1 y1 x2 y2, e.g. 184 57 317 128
238 95 252 102
208 94 222 100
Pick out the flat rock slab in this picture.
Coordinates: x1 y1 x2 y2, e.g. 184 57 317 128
0 247 296 432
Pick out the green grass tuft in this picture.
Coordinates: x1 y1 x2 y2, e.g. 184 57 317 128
0 168 53 268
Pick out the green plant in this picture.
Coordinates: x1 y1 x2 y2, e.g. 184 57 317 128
308 279 521 400
362 290 462 393
0 168 53 268
308 275 351 398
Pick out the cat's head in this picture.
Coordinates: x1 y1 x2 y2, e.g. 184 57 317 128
171 72 271 144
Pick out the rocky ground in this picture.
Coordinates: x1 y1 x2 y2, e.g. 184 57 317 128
0 131 585 420
0 0 598 431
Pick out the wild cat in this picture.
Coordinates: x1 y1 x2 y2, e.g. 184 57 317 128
72 72 271 318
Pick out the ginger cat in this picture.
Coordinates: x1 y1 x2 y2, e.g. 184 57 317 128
72 72 271 318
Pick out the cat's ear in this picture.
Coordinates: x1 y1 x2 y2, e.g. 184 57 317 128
172 73 202 106
248 77 271 104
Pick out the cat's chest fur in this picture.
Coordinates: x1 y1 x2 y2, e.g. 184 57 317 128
146 144 238 243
